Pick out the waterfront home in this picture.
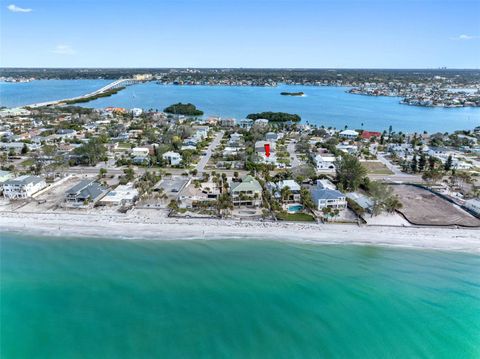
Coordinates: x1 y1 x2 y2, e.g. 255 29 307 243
310 187 347 210
65 179 107 206
130 108 143 117
99 183 138 207
3 175 47 200
221 118 237 127
179 180 221 208
346 192 374 213
361 131 382 140
162 151 182 166
464 198 480 216
239 118 253 129
254 119 269 127
339 129 359 139
230 175 262 207
268 180 301 203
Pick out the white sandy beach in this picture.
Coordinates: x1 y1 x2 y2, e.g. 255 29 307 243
1 209 479 253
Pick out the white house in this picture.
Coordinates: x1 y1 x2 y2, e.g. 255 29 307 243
339 130 359 139
239 118 253 129
315 154 336 172
3 175 47 199
99 183 138 206
131 147 150 157
131 108 143 117
254 119 269 126
162 151 182 166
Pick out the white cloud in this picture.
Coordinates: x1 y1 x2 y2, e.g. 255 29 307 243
52 44 76 55
7 4 32 12
451 34 479 41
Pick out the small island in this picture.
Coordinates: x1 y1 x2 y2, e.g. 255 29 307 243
246 111 301 122
280 91 304 96
164 103 204 116
63 87 126 105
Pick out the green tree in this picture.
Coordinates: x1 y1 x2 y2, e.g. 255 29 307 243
335 154 367 191
410 154 418 173
74 137 107 166
444 155 453 171
21 143 29 155
418 153 426 172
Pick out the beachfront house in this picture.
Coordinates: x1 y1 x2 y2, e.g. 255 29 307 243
268 180 301 203
65 179 108 206
162 151 182 166
99 183 139 207
310 187 347 211
464 198 480 216
3 175 47 200
230 175 263 207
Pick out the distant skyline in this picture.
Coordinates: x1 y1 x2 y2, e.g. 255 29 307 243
1 0 479 68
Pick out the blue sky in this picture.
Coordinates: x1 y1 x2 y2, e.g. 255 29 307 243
1 0 479 68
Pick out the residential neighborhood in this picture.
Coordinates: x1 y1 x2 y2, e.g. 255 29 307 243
0 105 479 227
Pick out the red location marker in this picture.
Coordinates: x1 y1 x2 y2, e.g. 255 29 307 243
264 143 270 157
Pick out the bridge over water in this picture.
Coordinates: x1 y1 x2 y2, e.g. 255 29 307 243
24 78 140 108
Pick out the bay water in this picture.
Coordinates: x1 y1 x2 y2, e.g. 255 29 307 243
1 80 479 132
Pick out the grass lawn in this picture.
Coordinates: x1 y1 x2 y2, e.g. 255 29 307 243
276 212 315 222
362 161 394 175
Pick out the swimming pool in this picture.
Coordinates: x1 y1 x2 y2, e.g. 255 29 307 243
288 204 304 213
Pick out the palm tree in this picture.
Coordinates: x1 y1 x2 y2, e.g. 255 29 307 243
280 186 292 203
385 196 403 213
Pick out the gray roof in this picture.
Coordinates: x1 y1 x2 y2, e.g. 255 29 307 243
4 175 43 186
66 180 106 200
311 188 345 202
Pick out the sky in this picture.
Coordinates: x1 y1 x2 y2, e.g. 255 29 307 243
1 0 479 68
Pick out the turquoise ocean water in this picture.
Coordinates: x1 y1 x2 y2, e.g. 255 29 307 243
1 80 479 132
1 233 479 358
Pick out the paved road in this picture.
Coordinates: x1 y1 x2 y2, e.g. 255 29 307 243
373 152 422 183
196 131 224 173
287 140 302 168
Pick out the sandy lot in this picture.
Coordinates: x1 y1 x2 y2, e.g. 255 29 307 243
391 184 480 227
